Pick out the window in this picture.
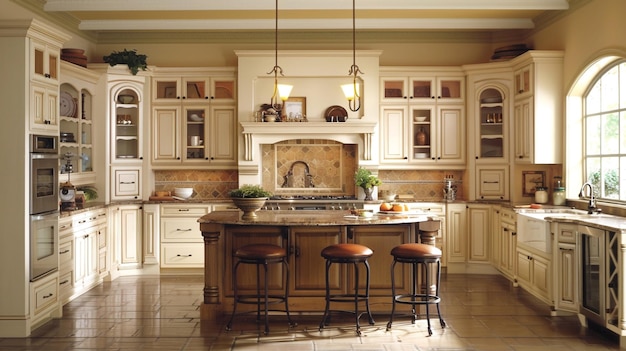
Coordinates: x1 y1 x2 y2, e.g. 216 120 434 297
583 61 626 201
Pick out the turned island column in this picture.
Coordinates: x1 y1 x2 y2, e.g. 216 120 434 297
200 222 225 319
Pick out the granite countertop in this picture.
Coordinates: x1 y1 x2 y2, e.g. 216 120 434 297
198 209 440 226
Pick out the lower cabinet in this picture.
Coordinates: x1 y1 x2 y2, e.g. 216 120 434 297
446 203 467 263
30 273 61 328
553 222 578 313
497 209 517 280
111 204 143 270
467 204 490 262
160 203 210 268
516 244 552 304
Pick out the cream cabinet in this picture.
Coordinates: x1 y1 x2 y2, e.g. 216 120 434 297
59 61 101 185
446 203 467 263
29 273 61 328
516 244 552 304
142 204 160 265
31 38 60 85
475 165 509 200
553 222 578 313
380 68 465 168
111 204 143 270
467 204 490 263
111 166 142 200
380 70 464 104
58 216 75 304
30 82 59 132
151 70 237 168
29 34 63 133
160 204 210 268
72 208 107 293
511 51 564 164
497 208 517 280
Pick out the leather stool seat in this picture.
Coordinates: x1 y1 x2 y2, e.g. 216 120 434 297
387 243 446 336
319 243 375 335
226 243 296 335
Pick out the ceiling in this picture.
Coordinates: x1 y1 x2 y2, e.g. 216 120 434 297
36 0 571 40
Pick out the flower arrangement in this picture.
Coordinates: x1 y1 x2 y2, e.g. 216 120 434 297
354 167 382 189
103 49 148 75
229 184 272 198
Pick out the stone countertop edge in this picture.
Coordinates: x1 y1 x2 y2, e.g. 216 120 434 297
198 210 440 226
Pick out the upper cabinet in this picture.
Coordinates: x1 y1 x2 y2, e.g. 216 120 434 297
151 69 237 168
511 51 563 164
379 68 465 168
27 22 70 133
59 61 102 185
475 87 508 163
111 85 143 162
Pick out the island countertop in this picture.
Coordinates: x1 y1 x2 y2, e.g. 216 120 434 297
198 209 440 226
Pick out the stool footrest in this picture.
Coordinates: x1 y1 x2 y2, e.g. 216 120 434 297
394 294 441 305
234 295 288 306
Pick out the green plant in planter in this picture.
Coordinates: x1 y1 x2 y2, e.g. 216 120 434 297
76 185 98 201
354 167 382 189
229 184 272 198
103 49 148 75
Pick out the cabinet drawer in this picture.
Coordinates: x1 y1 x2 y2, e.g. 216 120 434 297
59 217 73 239
161 204 210 217
161 218 202 242
161 244 204 268
58 270 74 298
32 276 59 314
59 240 74 267
500 208 516 225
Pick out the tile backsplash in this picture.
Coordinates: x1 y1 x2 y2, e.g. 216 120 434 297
154 169 238 199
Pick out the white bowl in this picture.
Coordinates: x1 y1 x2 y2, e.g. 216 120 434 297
174 187 193 199
414 116 427 122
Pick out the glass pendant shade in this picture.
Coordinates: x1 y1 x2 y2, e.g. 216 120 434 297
341 83 359 100
277 84 293 101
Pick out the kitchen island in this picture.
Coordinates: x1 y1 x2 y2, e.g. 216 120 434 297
198 210 440 318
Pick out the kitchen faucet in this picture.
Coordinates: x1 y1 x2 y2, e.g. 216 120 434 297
578 182 597 214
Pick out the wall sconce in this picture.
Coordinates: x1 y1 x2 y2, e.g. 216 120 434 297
343 0 363 112
267 0 293 115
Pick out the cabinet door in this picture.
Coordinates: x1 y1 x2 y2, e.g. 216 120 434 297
468 205 490 262
514 97 533 162
208 105 236 164
380 77 409 102
112 87 142 161
556 243 577 312
514 64 533 98
410 105 434 161
350 224 411 295
30 82 58 131
436 77 464 103
436 106 465 163
153 106 181 162
117 205 142 269
410 76 435 101
224 226 286 295
516 249 532 286
499 224 516 277
31 40 59 84
183 105 209 162
532 254 551 298
476 165 509 200
290 226 342 296
446 203 467 262
183 77 210 100
210 77 236 102
381 106 409 162
153 78 181 101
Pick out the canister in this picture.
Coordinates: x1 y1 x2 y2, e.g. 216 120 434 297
535 186 548 204
553 187 566 206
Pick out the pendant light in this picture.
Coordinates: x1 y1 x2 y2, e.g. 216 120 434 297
267 0 292 114
341 0 363 112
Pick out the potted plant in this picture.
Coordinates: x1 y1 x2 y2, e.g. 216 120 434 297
355 167 382 201
103 49 148 75
229 184 273 219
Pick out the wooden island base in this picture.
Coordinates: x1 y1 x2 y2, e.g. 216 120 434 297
199 210 441 318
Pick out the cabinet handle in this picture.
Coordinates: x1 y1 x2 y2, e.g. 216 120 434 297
176 228 192 232
483 181 500 184
210 96 215 99
84 234 89 239
559 247 573 251
182 96 186 99
204 96 209 99
120 181 135 184
178 208 190 212
60 249 70 254
290 246 301 257
43 293 53 299
403 156 408 160
176 254 192 257
403 96 408 99
512 231 517 236
60 279 69 285
503 228 508 232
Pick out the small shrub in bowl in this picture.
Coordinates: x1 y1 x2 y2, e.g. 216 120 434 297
229 185 273 220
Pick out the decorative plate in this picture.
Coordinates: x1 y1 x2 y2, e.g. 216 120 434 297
60 91 76 117
325 105 348 122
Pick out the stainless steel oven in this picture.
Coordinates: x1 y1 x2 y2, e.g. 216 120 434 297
30 212 59 281
30 134 59 214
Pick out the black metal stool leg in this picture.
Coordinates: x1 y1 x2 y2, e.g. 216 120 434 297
319 259 332 331
363 259 375 325
282 258 297 328
353 262 361 335
263 261 270 335
226 260 241 331
424 261 432 336
386 259 397 331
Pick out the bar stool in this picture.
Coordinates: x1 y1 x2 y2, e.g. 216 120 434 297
386 243 446 336
319 243 375 335
226 244 296 335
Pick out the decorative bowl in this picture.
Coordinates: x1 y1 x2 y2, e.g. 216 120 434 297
118 95 134 104
231 197 267 220
174 187 193 199
414 116 427 122
265 114 277 122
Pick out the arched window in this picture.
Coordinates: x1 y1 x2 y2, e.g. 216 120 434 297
583 61 626 201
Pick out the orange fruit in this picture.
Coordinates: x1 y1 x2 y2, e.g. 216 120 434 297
392 204 404 212
380 202 393 211
403 204 410 211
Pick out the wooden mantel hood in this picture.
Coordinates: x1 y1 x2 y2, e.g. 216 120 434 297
240 121 377 161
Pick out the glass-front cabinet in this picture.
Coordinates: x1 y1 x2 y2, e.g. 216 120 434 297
477 88 506 161
380 75 464 103
112 88 141 161
153 77 236 103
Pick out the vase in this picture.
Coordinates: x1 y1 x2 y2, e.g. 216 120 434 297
362 187 374 201
231 198 267 220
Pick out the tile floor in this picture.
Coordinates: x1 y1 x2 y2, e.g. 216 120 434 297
0 274 620 350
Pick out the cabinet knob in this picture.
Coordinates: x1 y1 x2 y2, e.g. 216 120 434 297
177 96 181 99
475 156 479 159
182 96 186 99
403 96 408 99
205 96 209 99
210 96 215 99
